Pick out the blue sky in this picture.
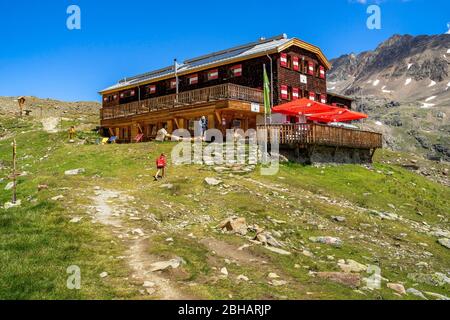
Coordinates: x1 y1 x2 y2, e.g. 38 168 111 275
0 0 448 101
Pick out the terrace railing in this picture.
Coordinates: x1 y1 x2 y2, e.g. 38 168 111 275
101 83 264 120
257 123 383 149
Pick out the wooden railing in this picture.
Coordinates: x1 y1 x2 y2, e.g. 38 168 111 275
257 123 383 149
101 83 264 120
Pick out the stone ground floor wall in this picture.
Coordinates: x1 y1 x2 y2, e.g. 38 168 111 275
280 145 374 164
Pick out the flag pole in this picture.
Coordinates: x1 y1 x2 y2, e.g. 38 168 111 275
174 58 179 104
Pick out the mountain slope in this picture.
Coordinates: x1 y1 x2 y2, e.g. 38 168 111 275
328 34 450 161
0 99 449 300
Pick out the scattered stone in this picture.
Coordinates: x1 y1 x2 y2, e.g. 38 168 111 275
424 292 449 300
143 281 155 288
407 272 450 286
4 182 14 190
302 250 314 257
220 267 228 276
131 228 145 237
4 200 21 209
99 272 108 278
264 246 291 255
165 237 174 242
387 283 406 295
218 217 248 235
64 168 85 176
437 238 450 249
237 275 249 282
150 257 185 272
331 216 346 222
69 217 83 223
160 183 174 190
51 195 64 201
309 236 342 247
38 184 48 191
369 210 399 221
316 272 361 288
268 272 280 279
338 259 367 273
204 177 223 186
145 288 156 295
406 288 428 300
270 280 287 287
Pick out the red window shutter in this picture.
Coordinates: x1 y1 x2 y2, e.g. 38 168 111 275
188 74 199 85
292 87 299 100
309 91 316 101
320 94 327 104
148 85 156 94
208 69 219 80
308 61 315 75
319 66 325 79
280 53 288 68
231 64 242 77
280 85 289 100
292 56 299 71
170 79 177 89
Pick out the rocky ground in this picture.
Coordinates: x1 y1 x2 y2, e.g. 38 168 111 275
0 96 449 300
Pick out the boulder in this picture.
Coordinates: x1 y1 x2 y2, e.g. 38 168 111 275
338 259 367 273
219 217 248 235
150 257 185 272
316 272 361 288
406 288 428 300
309 236 342 247
387 283 406 295
65 168 85 176
332 216 346 222
204 177 223 186
437 238 450 249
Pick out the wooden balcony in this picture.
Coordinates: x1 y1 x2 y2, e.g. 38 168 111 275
258 123 382 149
101 83 264 120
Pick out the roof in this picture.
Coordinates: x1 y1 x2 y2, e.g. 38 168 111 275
327 91 354 101
100 34 331 94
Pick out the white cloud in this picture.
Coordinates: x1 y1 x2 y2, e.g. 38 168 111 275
446 22 450 34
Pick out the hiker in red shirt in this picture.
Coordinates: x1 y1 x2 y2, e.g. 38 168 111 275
154 153 167 181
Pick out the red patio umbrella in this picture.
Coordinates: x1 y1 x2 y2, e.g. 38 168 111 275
307 109 368 123
272 98 338 115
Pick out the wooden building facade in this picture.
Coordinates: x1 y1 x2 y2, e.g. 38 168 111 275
99 34 342 142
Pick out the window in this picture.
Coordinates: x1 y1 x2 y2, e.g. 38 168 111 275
309 91 316 101
292 87 300 100
145 85 156 95
207 69 219 81
119 89 136 99
308 61 315 76
280 85 289 100
320 93 327 104
319 66 326 79
170 79 177 89
188 74 198 85
280 53 288 68
292 56 300 71
230 64 242 77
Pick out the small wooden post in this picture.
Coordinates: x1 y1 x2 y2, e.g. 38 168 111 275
12 139 17 204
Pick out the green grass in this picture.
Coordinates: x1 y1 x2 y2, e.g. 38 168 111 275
0 115 449 300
